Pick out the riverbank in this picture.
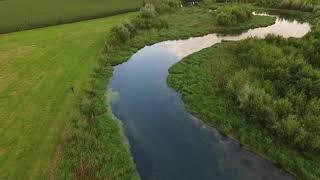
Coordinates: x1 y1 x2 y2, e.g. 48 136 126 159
168 10 320 180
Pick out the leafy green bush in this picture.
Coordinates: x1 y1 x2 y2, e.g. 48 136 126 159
216 5 253 26
109 3 169 46
110 25 131 43
280 0 314 11
145 0 181 14
141 3 158 18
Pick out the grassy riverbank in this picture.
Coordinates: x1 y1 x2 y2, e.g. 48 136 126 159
0 12 137 179
168 10 320 180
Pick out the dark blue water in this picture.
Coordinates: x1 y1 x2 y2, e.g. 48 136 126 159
108 14 310 180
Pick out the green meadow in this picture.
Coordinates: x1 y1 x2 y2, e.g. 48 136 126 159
0 0 141 33
0 12 137 179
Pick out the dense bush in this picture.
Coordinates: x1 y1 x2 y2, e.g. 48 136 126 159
144 0 181 13
280 0 314 11
216 5 253 26
110 3 169 44
110 24 131 43
225 36 320 154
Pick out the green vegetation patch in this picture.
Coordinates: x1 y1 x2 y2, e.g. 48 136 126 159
0 0 142 33
168 33 320 179
212 4 276 34
216 4 253 26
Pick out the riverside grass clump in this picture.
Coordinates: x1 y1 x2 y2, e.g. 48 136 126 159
0 0 141 33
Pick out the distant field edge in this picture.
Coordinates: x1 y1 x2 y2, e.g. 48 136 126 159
0 7 140 35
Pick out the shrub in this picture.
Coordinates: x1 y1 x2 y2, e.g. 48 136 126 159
280 0 314 11
123 21 137 38
141 3 158 18
217 12 237 26
145 0 181 14
110 25 131 44
216 5 253 26
108 3 169 47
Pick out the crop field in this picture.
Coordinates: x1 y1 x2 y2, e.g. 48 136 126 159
0 12 137 179
0 0 141 33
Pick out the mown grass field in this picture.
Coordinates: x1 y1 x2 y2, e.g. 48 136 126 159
0 12 137 179
0 0 141 33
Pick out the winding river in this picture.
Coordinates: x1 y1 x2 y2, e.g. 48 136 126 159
108 14 310 180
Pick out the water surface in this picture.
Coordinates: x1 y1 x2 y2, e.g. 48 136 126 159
108 14 310 180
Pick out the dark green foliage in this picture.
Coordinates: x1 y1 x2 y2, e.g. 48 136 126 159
299 26 320 67
224 37 320 155
145 0 181 13
132 4 168 29
216 5 253 26
168 30 320 179
280 0 314 11
110 3 169 45
111 25 131 43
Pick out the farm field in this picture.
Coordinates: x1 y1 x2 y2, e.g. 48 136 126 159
0 0 141 33
0 12 137 179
